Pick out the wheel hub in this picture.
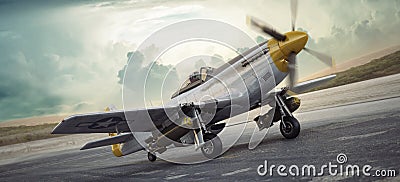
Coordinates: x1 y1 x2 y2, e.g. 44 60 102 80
202 141 214 155
283 122 293 133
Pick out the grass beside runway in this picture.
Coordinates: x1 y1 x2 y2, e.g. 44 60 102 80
310 50 400 91
0 123 64 147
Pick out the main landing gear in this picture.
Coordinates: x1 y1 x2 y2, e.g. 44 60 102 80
146 132 223 162
200 133 222 159
193 109 223 159
276 88 300 139
145 105 224 162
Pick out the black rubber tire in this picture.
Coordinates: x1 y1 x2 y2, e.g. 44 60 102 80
147 152 157 162
279 116 300 139
201 133 222 159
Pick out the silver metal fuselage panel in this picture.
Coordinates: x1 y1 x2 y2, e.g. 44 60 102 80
169 41 287 120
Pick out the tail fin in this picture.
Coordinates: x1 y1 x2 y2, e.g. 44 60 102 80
105 104 117 112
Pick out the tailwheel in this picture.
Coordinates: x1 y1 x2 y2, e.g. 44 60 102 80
147 152 157 162
279 116 300 139
201 133 222 159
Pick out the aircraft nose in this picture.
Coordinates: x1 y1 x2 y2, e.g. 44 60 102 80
279 31 308 56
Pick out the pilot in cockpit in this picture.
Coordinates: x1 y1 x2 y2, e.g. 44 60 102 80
189 71 201 83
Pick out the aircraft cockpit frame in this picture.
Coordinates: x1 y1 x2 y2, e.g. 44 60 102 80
171 66 214 99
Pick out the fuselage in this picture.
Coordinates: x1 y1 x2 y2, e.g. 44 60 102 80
167 31 308 124
94 31 309 157
170 41 282 106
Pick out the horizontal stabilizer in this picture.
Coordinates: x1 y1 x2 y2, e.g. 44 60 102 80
81 133 133 150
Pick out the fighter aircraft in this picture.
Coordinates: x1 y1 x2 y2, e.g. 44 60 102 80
52 0 336 162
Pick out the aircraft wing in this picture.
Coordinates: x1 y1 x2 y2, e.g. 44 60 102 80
291 74 336 94
52 98 237 135
52 105 180 134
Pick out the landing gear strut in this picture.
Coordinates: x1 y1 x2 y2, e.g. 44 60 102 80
276 88 301 139
191 108 223 159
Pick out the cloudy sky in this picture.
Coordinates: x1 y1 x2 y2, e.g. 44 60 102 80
0 0 399 121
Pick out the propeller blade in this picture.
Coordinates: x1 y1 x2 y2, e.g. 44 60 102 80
287 52 297 88
291 0 298 31
303 47 333 67
246 15 286 41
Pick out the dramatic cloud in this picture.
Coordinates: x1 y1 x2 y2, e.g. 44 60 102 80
0 0 399 121
117 50 180 106
0 2 129 120
309 0 400 59
294 0 400 77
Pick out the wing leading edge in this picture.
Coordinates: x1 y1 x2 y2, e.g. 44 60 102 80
51 98 237 135
51 105 181 134
291 74 336 94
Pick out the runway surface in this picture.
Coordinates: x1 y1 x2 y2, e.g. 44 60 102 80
1 75 399 181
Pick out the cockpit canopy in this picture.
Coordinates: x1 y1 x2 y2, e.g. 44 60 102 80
171 66 214 98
